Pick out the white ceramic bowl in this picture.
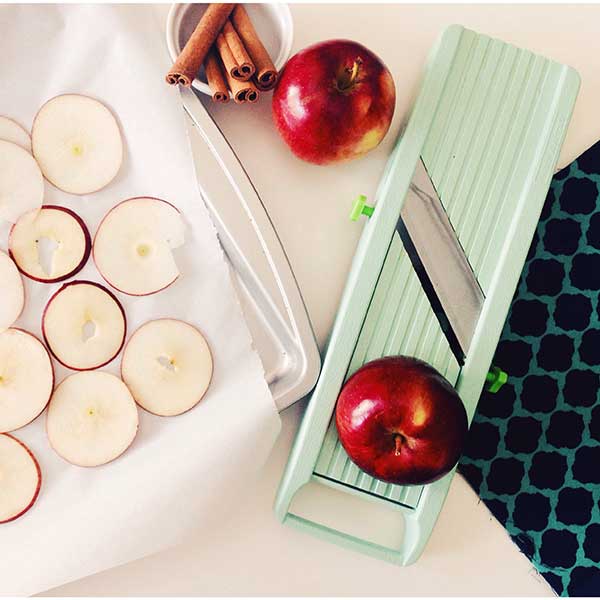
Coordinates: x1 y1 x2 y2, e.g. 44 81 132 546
166 3 293 97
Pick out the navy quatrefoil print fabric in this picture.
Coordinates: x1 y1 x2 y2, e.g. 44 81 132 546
459 140 600 597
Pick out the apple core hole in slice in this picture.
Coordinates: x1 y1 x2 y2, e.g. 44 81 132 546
81 320 96 342
9 206 92 284
157 355 176 372
36 236 59 276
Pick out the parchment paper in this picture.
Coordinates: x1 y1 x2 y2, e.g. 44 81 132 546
0 5 281 595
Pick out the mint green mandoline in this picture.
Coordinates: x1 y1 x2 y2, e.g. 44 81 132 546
274 25 580 566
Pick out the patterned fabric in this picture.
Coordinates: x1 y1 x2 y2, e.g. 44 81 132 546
459 140 600 597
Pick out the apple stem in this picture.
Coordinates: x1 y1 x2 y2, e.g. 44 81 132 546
394 434 404 456
337 58 362 92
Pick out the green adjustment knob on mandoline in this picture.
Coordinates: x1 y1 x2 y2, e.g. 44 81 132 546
485 365 508 393
350 195 375 221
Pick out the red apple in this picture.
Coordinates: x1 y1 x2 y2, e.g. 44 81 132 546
272 39 395 165
335 356 468 485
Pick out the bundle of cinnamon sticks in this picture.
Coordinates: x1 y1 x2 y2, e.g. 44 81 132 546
166 4 278 104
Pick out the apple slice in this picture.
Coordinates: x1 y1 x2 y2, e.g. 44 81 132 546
0 251 25 333
0 434 42 524
31 94 123 195
121 319 213 416
47 371 138 467
0 329 54 433
42 281 126 370
0 117 31 152
93 197 185 296
9 205 91 283
0 140 44 223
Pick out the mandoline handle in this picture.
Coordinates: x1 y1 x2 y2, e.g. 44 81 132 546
283 512 423 566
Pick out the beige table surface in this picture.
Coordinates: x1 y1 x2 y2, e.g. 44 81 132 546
43 3 600 596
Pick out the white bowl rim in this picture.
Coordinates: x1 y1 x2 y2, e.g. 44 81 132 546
165 3 293 97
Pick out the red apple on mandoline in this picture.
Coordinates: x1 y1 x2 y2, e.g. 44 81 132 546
272 40 396 165
336 356 468 486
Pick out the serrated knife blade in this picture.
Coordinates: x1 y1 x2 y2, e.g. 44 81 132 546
396 157 484 364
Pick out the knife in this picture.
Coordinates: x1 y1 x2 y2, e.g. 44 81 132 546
396 157 484 364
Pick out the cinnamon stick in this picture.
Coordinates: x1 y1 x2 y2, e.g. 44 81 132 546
244 80 259 104
222 21 255 81
204 49 229 103
231 5 278 90
166 3 235 87
215 32 239 86
225 69 260 104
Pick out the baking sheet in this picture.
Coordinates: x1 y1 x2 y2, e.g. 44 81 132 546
182 90 321 411
0 4 280 595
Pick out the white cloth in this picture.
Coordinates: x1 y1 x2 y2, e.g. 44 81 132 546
0 5 280 595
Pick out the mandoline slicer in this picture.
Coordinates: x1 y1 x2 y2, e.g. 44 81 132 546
275 25 579 565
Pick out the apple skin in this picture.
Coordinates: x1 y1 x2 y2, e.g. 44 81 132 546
272 39 395 165
335 356 468 486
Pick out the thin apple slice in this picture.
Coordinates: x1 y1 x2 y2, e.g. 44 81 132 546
0 251 25 333
0 140 44 223
31 94 123 195
42 281 126 371
9 205 91 283
0 117 31 152
121 319 213 416
0 329 54 433
47 371 138 467
0 433 41 524
93 197 185 296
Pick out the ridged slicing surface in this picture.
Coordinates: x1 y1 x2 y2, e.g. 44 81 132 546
314 237 460 509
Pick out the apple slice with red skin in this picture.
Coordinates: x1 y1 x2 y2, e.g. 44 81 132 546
0 433 42 524
0 251 25 333
9 205 91 284
47 371 138 467
42 281 126 371
0 140 44 223
32 94 123 195
0 116 31 152
121 319 213 416
335 356 468 486
0 328 54 433
93 197 185 296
